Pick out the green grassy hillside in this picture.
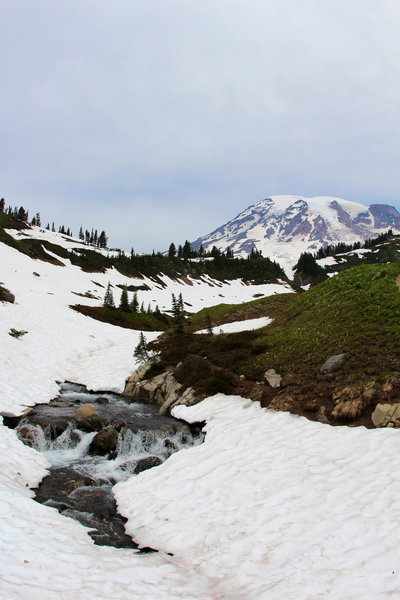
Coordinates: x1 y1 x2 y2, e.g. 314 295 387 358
154 263 400 426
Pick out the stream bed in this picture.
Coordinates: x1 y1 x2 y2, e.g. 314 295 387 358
4 382 204 550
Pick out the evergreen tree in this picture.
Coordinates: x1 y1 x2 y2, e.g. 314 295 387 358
79 226 84 240
183 240 191 259
17 206 28 222
130 292 139 312
51 223 55 232
140 301 145 313
171 293 185 333
119 287 130 311
199 244 204 257
0 198 5 213
147 303 152 314
177 244 183 258
46 223 50 230
206 313 213 335
133 332 150 363
35 213 41 227
103 281 115 308
98 230 107 248
168 242 176 257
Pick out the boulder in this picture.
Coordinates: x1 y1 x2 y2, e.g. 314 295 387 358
74 404 102 432
371 403 400 428
264 369 282 388
320 354 345 373
89 426 119 456
122 361 155 396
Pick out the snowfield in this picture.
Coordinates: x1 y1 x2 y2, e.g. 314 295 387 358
195 316 273 334
1 236 400 599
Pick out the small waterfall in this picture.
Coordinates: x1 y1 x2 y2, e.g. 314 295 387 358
9 382 204 549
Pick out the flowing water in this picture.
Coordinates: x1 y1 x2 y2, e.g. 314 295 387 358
7 382 204 550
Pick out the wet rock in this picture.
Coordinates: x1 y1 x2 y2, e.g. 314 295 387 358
264 369 282 388
28 415 70 438
320 354 345 373
34 467 100 505
96 396 109 405
74 403 102 432
89 426 119 456
17 425 41 447
120 455 163 474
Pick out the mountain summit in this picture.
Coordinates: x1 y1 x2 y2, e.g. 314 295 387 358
192 195 400 273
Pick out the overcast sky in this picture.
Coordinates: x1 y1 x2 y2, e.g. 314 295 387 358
1 0 400 252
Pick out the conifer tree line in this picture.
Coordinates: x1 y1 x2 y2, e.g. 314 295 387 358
0 197 108 249
103 282 161 316
313 229 394 259
168 239 264 260
168 239 236 259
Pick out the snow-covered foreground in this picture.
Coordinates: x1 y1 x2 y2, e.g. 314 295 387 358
1 238 399 599
195 316 273 334
116 396 400 599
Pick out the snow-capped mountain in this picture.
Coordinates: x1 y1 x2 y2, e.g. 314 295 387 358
192 195 400 273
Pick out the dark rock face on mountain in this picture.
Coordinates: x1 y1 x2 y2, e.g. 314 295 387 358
192 196 400 272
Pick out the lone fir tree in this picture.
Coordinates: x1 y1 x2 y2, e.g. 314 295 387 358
171 293 185 333
134 332 150 363
103 281 115 308
119 287 130 312
130 292 139 312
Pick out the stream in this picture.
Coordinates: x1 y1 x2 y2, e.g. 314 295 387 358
4 382 204 550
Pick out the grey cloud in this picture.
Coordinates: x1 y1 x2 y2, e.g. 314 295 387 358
1 0 399 251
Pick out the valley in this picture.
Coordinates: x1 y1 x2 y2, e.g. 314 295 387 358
1 201 400 599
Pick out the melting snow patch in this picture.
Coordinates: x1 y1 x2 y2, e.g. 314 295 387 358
195 316 273 334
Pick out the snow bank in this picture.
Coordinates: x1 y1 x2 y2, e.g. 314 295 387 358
195 316 273 334
115 395 400 599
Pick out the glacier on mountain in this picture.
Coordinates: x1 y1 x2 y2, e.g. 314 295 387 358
192 195 400 274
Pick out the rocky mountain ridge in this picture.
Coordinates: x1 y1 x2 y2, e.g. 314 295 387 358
192 195 400 273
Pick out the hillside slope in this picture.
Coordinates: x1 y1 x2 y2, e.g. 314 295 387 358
152 262 400 427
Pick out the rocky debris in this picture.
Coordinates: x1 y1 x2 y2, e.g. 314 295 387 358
320 354 345 373
89 426 119 457
74 403 102 432
264 369 282 388
371 403 400 428
123 364 198 415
